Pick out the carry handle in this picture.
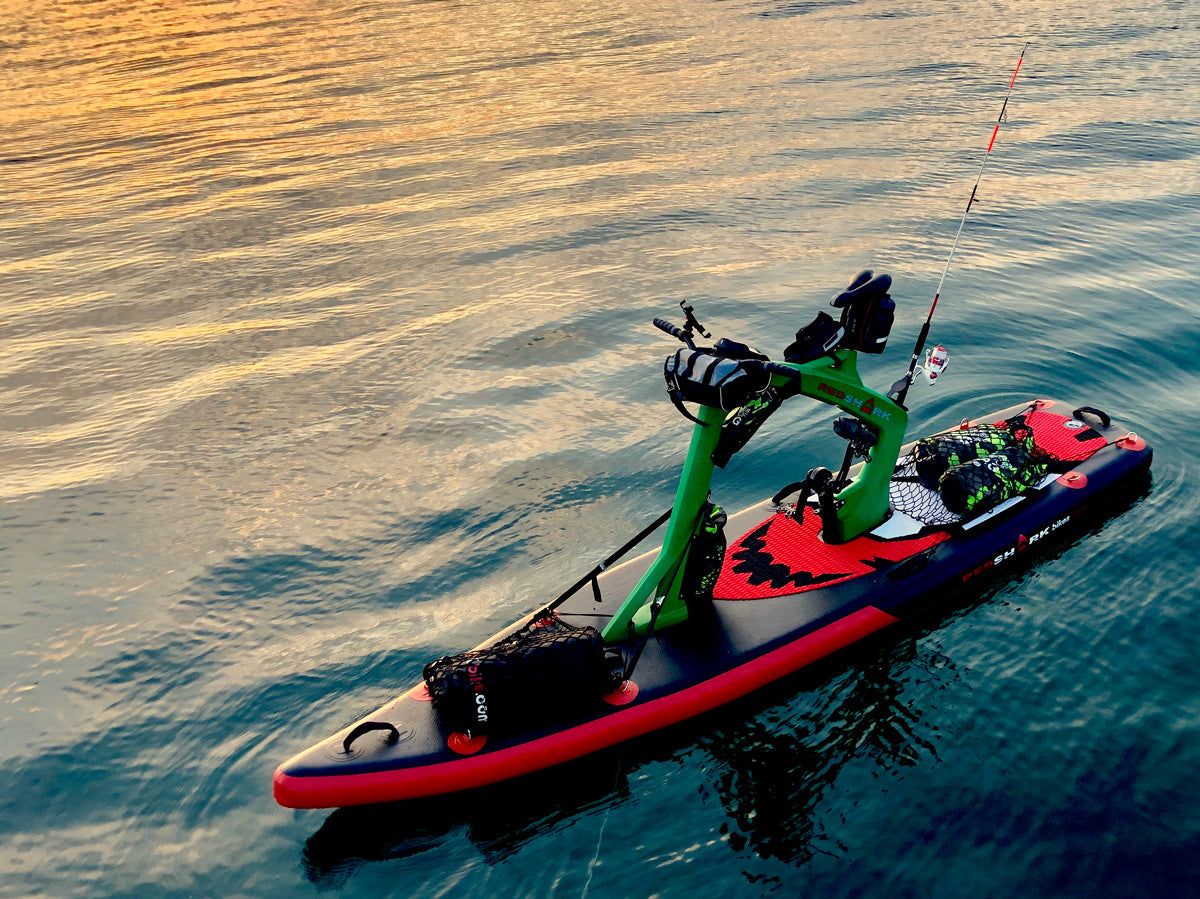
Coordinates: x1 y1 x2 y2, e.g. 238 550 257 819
342 721 400 754
1073 406 1112 429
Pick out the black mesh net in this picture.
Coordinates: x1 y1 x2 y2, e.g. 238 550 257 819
889 415 1057 526
422 612 622 737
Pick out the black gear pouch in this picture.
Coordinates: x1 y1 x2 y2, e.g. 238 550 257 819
422 613 622 737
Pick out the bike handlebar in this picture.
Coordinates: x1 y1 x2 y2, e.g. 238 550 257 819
762 361 801 378
652 321 803 379
653 318 689 341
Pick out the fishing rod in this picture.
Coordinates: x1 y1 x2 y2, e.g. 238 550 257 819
889 42 1031 408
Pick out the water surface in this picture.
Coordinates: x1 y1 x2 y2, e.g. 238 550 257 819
2 0 1198 895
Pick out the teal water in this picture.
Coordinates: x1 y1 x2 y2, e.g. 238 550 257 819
2 0 1198 895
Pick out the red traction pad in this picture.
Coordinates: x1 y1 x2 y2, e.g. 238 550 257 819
1001 406 1109 463
716 403 1110 602
714 510 948 600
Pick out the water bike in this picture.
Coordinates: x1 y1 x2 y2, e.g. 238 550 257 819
273 272 1152 809
273 47 1150 808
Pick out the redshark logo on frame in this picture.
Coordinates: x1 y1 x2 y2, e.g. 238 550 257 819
816 382 892 421
961 514 1073 584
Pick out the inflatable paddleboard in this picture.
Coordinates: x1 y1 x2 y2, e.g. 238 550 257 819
275 49 1068 812
274 397 1150 809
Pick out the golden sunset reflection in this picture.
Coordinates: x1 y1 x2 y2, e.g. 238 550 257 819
3 0 1198 891
3 0 1191 518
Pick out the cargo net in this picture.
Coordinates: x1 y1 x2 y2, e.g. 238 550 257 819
422 611 623 737
889 417 1055 526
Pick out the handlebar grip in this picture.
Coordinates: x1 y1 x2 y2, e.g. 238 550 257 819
762 361 802 378
653 318 688 340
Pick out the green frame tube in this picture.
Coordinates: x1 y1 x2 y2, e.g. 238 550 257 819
601 348 906 643
794 351 908 543
600 402 726 641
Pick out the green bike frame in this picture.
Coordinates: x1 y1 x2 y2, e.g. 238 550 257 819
600 348 907 642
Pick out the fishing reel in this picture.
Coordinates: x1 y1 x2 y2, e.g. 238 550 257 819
890 344 951 403
918 345 950 384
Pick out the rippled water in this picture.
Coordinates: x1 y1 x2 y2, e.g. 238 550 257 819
3 0 1198 895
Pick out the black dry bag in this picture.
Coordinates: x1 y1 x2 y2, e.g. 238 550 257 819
664 349 771 423
422 614 621 737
